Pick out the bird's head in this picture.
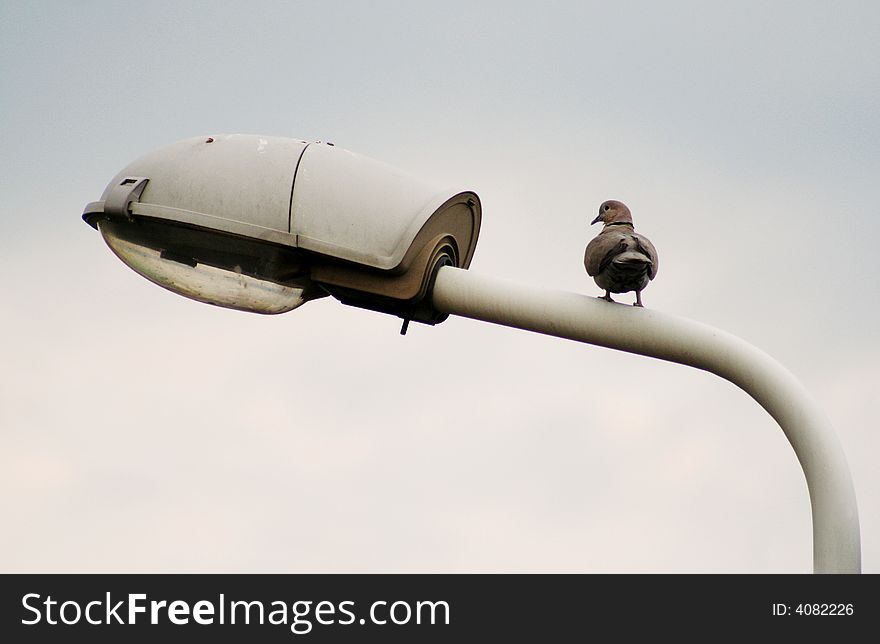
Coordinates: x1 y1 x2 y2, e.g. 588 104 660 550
592 200 633 226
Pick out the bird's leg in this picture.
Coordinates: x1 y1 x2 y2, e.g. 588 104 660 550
634 290 643 307
599 290 614 302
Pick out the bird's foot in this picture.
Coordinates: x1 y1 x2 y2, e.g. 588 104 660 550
633 302 644 307
633 291 644 307
598 293 614 303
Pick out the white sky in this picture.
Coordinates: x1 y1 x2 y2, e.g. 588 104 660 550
1 1 878 572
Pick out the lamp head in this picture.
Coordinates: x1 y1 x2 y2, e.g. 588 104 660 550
83 135 481 325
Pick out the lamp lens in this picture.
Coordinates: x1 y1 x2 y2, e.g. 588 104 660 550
98 218 309 314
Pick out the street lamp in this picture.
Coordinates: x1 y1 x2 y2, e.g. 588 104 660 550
83 134 860 573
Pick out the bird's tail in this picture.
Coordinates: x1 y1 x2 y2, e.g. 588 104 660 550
612 251 652 277
613 251 651 266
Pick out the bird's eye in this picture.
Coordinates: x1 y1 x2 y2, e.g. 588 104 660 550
603 204 610 212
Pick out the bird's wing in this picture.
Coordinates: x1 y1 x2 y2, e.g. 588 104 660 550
632 232 659 279
585 231 628 276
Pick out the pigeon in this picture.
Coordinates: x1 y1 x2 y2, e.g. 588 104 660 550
584 200 658 307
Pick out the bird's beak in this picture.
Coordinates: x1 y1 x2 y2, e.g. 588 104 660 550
590 214 603 225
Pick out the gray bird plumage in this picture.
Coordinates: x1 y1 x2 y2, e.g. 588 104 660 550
584 200 658 307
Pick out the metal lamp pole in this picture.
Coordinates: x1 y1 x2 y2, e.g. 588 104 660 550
432 266 861 574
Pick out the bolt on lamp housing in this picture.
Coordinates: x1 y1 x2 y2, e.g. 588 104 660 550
82 134 481 324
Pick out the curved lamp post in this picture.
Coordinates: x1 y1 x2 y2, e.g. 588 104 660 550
82 134 860 573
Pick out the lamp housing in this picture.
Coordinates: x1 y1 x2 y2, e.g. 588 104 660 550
83 134 481 324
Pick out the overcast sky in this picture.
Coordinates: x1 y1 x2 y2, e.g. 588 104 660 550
2 1 878 573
